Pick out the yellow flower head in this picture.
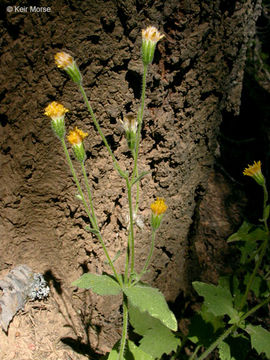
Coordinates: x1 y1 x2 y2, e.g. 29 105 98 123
44 101 69 120
151 198 167 216
54 52 74 69
67 127 88 145
243 161 265 185
142 26 164 43
243 161 262 177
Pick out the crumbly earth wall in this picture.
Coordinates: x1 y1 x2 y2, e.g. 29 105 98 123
0 0 261 352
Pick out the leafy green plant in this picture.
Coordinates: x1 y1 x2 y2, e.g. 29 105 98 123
177 161 270 360
45 26 179 360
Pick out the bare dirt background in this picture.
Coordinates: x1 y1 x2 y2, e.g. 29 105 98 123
0 0 265 358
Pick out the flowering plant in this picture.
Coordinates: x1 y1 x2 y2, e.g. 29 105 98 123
45 26 179 359
45 24 270 360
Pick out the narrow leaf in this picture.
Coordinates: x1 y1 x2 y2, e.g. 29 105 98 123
131 171 149 186
85 226 100 235
72 273 122 295
105 250 121 265
124 284 177 331
245 324 270 358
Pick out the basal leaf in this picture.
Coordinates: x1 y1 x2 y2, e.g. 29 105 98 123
72 273 122 295
124 284 177 331
245 324 270 358
192 281 238 320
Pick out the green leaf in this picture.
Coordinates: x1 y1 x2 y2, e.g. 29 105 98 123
105 250 121 265
124 284 177 331
188 312 222 346
263 204 270 221
192 281 238 320
245 324 270 358
131 171 150 186
72 273 122 295
105 340 154 360
127 340 154 360
129 304 179 358
218 341 232 360
227 221 252 242
227 221 267 243
85 226 100 235
239 241 257 264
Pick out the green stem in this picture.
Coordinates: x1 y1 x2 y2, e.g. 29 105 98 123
262 182 269 232
61 139 122 286
127 179 135 279
239 235 269 311
78 84 125 178
132 63 148 205
124 232 131 285
61 139 93 223
81 162 98 228
197 296 270 360
134 230 156 285
239 183 269 311
118 296 129 360
196 324 237 360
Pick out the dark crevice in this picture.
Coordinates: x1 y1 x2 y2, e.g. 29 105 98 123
100 17 115 33
125 70 141 99
160 246 173 259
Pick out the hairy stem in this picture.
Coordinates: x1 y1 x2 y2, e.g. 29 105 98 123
78 84 125 178
118 296 129 360
134 230 156 285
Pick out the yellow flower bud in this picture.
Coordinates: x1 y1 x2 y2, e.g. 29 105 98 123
151 198 167 216
54 52 74 69
142 26 165 44
44 101 69 120
55 52 82 84
67 127 88 163
151 198 167 231
44 101 69 139
67 127 88 145
243 161 265 186
142 26 164 65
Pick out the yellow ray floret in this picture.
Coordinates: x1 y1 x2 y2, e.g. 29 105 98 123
67 127 88 145
44 101 69 119
54 52 73 69
142 26 164 43
151 197 167 216
243 161 262 177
